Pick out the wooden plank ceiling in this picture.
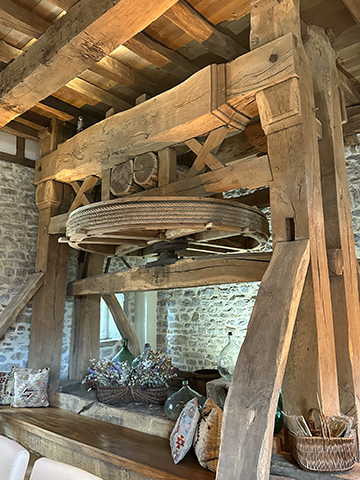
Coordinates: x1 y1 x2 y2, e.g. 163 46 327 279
0 0 359 140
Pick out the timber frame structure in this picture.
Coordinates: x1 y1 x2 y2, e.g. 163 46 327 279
1 0 360 478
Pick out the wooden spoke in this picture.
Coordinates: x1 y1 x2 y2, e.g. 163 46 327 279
217 240 310 480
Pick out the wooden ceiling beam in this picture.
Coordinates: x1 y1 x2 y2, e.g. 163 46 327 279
91 56 163 96
39 97 102 125
17 111 51 130
0 0 180 127
34 33 298 185
342 0 360 27
0 40 21 63
0 0 51 38
46 0 77 11
163 0 246 60
66 78 132 110
124 32 198 79
1 120 39 140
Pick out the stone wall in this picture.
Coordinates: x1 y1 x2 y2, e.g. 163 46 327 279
0 160 38 370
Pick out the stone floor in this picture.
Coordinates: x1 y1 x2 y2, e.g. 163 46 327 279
271 453 360 480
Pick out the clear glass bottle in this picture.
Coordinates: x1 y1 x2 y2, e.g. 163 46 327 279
132 342 151 369
217 331 240 382
112 338 135 367
164 380 206 421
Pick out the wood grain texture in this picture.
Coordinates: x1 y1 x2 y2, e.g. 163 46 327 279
305 25 360 427
0 0 180 127
217 240 310 480
0 0 51 38
34 33 298 184
68 253 271 295
28 181 69 390
0 272 44 339
342 0 360 27
0 407 215 480
69 254 103 381
255 17 340 417
158 147 177 186
164 0 246 60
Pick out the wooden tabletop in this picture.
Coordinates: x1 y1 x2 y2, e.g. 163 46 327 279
0 406 215 480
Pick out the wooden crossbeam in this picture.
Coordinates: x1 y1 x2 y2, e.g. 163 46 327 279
217 240 310 480
0 272 44 339
0 40 21 63
163 0 246 60
1 121 39 140
186 126 228 177
0 0 181 127
45 0 76 10
68 253 272 295
0 0 51 38
69 176 98 213
34 33 298 184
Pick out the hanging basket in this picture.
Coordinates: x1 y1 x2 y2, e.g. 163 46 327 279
96 384 168 406
290 409 356 473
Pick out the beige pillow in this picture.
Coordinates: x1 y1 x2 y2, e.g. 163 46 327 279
193 398 223 472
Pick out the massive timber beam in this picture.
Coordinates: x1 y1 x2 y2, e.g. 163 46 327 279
0 0 180 126
34 33 300 184
68 253 272 295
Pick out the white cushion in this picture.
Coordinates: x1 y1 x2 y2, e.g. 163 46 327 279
30 458 103 480
0 435 29 480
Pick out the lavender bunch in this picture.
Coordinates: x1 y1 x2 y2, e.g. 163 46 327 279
82 358 131 388
128 350 176 387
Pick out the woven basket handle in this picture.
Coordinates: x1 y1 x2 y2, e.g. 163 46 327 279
309 408 331 439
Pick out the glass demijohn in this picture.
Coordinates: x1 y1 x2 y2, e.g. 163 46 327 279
112 338 135 367
217 331 240 382
132 342 151 369
164 380 206 421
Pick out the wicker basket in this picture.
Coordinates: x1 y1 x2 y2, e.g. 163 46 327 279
290 409 356 473
96 385 168 406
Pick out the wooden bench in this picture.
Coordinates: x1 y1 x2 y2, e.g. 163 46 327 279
0 406 215 480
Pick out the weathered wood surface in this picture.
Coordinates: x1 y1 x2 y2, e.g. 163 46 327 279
251 1 340 417
102 294 141 357
0 407 215 480
28 181 69 390
158 148 177 186
137 154 273 196
68 253 271 295
217 240 310 480
0 0 51 38
34 33 300 184
305 26 360 425
69 254 103 381
163 0 246 61
110 161 142 196
0 0 180 126
0 272 44 339
342 0 360 27
133 153 158 188
69 176 98 213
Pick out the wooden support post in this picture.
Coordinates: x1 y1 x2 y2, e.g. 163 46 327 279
250 0 340 419
69 253 103 381
158 147 177 186
28 180 69 390
217 240 310 480
305 26 360 424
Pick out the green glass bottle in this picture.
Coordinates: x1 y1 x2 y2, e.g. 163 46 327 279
112 338 135 367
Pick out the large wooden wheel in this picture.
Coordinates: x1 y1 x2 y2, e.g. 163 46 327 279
66 196 270 256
